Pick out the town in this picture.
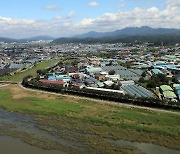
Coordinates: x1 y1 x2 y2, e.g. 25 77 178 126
1 40 180 104
1 0 180 153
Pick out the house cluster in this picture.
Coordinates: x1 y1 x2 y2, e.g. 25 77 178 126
37 44 180 102
148 58 180 101
0 40 180 102
114 46 180 102
0 43 62 76
39 58 154 98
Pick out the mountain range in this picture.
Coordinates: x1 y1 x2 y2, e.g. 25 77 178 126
52 26 180 44
74 26 180 38
0 26 180 43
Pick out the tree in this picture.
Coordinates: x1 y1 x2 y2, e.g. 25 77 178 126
139 77 145 83
141 71 146 77
71 60 79 67
147 80 158 88
111 84 119 90
146 74 169 89
36 69 42 75
108 70 115 75
36 69 48 75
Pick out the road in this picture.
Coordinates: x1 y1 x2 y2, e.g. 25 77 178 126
0 84 11 88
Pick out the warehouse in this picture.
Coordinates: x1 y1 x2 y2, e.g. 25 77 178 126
102 66 142 81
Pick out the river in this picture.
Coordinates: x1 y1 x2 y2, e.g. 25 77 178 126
0 109 179 154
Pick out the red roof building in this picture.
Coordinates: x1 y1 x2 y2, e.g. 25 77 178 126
39 79 64 85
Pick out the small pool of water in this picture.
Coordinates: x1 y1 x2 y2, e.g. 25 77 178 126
0 136 64 154
112 139 180 154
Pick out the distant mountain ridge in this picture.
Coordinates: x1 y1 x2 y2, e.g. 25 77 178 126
1 26 180 43
0 37 17 43
0 35 55 43
74 26 180 38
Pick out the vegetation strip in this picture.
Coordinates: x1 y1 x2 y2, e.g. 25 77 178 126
22 76 180 111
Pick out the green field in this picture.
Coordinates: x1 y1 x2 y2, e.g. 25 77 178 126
0 84 180 151
0 59 59 82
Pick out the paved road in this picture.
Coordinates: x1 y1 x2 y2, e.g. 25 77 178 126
19 83 180 116
0 84 11 88
0 81 19 84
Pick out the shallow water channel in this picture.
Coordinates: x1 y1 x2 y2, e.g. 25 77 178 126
0 109 179 154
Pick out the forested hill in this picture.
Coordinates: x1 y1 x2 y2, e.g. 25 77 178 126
52 34 180 45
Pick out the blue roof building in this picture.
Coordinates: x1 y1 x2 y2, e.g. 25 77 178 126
152 69 164 75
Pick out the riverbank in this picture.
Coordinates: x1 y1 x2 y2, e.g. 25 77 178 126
0 84 180 153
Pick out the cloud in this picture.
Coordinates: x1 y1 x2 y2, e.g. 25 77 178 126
53 16 63 20
0 0 179 38
76 0 180 32
52 12 76 21
117 4 125 9
0 16 74 38
87 2 99 7
44 5 63 11
76 18 94 27
66 11 76 19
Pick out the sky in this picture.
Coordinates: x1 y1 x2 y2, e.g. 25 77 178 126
0 0 179 38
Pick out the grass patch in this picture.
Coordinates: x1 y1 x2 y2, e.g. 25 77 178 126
77 99 96 105
83 116 112 126
0 90 83 116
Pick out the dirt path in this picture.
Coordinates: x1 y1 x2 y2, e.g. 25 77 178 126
19 83 180 116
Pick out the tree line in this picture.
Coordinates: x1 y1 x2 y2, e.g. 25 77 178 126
22 76 180 111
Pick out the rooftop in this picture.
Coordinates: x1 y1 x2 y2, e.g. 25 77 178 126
160 85 173 92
